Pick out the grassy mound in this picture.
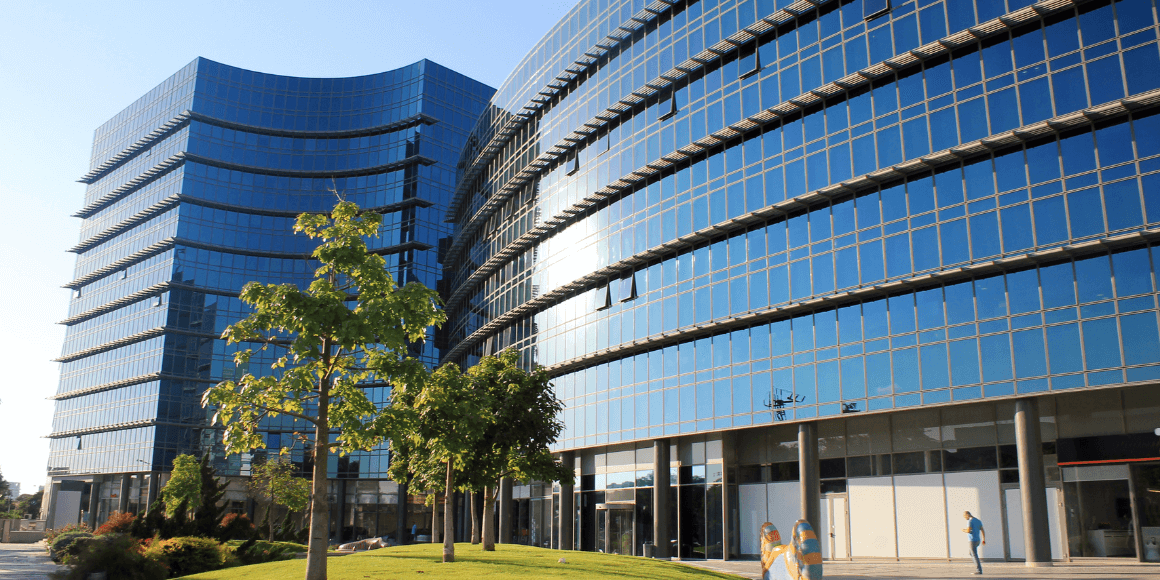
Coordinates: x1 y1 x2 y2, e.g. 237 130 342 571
179 543 745 579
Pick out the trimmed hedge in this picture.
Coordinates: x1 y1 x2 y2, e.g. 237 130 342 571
144 536 226 577
49 531 93 563
60 534 166 580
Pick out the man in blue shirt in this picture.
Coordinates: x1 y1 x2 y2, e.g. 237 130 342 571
962 511 986 574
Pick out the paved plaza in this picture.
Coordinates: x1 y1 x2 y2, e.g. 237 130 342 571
0 542 57 580
687 558 1160 580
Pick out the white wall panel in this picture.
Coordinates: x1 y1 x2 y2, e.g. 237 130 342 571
1004 487 1063 561
849 476 897 557
944 471 1003 560
1005 488 1025 560
894 473 949 558
740 484 768 555
1046 487 1062 560
766 480 801 547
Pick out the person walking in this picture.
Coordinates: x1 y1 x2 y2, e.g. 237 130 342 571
962 511 986 574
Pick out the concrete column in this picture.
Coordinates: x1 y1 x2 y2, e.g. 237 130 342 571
118 475 132 513
1015 398 1053 567
798 422 820 530
145 472 160 514
337 479 348 543
396 482 409 544
45 482 61 529
653 440 671 558
498 477 513 544
455 492 465 542
559 452 575 551
85 480 101 529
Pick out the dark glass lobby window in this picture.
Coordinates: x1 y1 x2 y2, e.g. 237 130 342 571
847 454 892 477
942 446 999 471
738 464 765 483
820 480 848 493
820 457 846 478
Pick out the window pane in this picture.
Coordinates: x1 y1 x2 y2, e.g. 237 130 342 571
1082 318 1122 370
1046 323 1083 374
949 339 981 385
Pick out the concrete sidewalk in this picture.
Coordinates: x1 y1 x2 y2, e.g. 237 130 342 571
0 542 59 580
683 559 1160 579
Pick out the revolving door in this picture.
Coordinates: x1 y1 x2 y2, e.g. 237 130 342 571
595 502 635 555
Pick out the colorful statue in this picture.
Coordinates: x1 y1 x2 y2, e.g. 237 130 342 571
759 520 823 580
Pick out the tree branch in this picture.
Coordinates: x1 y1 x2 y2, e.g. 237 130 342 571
248 403 321 427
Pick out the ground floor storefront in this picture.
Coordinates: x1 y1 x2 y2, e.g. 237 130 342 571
39 384 1160 563
498 384 1160 564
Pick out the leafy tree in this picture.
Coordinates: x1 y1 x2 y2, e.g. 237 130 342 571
398 349 571 552
0 468 10 512
389 362 489 562
203 200 444 580
159 455 201 519
16 490 43 518
248 458 310 542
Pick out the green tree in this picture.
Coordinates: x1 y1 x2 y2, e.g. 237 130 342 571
159 455 201 519
248 458 311 542
16 490 43 518
0 468 10 513
389 362 489 562
193 454 229 538
203 200 444 580
458 350 572 551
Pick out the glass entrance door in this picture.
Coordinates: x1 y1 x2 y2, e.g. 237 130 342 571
1064 478 1136 557
1132 464 1160 562
608 506 634 555
596 504 635 555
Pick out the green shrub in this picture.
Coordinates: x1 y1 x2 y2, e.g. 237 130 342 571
144 536 226 577
45 522 92 547
49 531 93 563
226 538 302 566
60 533 166 580
218 512 255 541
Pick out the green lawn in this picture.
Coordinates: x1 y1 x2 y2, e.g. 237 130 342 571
181 543 747 580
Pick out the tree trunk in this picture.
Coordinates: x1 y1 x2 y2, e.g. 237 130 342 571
481 486 496 551
443 461 455 562
265 504 275 543
305 375 331 580
470 492 480 544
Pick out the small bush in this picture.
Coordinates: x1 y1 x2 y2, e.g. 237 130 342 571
61 533 167 580
218 512 255 540
45 522 92 546
95 511 135 536
144 536 226 577
226 538 302 566
49 531 93 563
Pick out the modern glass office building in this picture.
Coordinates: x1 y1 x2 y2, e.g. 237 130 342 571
45 57 493 542
445 0 1160 563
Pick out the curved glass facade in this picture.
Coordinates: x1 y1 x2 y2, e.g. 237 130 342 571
448 0 1160 560
49 58 492 533
49 0 1160 559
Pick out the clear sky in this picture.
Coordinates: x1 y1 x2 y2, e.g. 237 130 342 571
0 0 578 496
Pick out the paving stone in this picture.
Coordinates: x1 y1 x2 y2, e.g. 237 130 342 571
682 558 1160 580
0 542 61 580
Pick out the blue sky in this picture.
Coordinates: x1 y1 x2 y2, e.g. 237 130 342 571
0 0 578 493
